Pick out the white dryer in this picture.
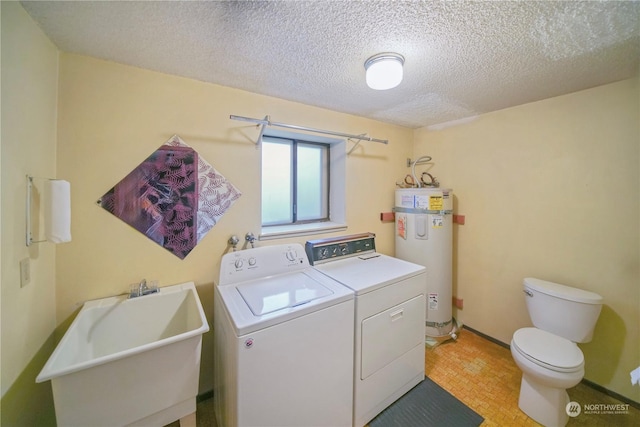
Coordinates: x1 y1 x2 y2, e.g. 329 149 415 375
306 233 426 427
214 243 355 427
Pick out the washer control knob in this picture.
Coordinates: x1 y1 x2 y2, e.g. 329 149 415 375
285 250 297 261
248 257 257 266
234 259 244 269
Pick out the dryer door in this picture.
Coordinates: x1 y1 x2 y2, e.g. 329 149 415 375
361 294 425 379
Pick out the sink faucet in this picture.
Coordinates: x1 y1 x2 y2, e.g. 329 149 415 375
129 279 159 299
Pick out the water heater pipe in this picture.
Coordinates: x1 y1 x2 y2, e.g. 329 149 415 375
411 155 432 188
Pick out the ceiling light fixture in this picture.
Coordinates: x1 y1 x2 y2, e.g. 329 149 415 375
364 52 405 90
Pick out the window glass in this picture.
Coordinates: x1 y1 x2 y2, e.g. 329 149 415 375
261 139 292 225
261 137 329 226
296 143 329 221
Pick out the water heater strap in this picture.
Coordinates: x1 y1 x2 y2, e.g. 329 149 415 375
393 207 453 215
426 319 453 328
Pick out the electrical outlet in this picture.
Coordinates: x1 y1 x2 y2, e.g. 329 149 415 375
452 296 464 309
20 258 31 287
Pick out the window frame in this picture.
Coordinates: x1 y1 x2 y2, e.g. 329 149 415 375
261 136 330 227
259 129 347 240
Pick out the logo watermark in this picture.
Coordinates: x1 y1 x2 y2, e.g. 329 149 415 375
566 402 581 417
566 401 630 417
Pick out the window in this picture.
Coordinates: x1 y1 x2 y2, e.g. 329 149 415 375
261 136 329 226
260 130 346 239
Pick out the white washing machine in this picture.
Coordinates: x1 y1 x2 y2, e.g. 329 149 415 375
214 243 355 427
305 233 426 427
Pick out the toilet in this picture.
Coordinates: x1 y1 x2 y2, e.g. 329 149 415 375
511 278 603 427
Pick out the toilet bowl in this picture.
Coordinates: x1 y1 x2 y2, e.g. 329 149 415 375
511 328 584 427
512 328 584 386
511 278 602 427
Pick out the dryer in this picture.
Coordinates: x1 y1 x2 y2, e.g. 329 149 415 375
214 243 355 427
306 233 426 427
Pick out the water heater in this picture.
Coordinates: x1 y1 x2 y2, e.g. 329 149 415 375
394 188 453 337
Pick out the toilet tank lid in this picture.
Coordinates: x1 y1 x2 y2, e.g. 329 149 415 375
524 278 603 305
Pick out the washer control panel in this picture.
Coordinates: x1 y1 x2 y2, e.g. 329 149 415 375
305 233 376 265
219 244 307 285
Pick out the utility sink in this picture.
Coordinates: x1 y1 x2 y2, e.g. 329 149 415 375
37 281 209 427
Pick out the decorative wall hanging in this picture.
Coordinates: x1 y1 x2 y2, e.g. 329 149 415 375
98 135 241 259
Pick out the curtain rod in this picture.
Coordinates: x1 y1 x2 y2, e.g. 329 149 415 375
229 115 389 145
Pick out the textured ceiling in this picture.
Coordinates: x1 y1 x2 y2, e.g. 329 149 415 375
21 0 640 129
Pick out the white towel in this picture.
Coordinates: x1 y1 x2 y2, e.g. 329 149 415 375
631 366 640 386
45 179 71 243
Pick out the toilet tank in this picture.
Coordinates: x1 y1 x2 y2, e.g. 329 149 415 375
523 278 603 343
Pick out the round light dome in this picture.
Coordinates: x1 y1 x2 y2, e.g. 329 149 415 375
364 53 404 90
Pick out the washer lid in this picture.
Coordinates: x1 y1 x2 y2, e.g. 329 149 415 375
237 272 333 316
513 328 583 371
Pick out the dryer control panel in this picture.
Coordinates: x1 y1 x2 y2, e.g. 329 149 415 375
305 232 376 265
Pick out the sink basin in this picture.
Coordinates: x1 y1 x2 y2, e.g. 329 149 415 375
37 281 209 426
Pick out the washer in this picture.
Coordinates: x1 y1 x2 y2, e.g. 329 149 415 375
214 243 355 427
306 233 426 427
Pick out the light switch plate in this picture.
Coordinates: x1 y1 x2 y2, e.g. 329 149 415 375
20 258 30 287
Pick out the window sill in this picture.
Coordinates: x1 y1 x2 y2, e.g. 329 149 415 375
260 222 347 241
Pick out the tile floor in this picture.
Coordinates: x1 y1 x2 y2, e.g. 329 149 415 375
180 327 639 426
425 328 640 427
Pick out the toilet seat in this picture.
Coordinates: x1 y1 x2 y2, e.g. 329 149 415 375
512 328 583 373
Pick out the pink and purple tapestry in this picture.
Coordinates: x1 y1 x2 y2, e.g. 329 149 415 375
98 135 241 259
164 135 242 241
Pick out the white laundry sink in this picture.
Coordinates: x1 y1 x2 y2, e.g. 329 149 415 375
37 281 209 427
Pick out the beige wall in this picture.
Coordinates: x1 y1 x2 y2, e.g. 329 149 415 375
55 53 413 393
1 2 59 424
1 0 59 395
413 77 640 402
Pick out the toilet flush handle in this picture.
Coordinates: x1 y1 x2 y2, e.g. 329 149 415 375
523 289 533 297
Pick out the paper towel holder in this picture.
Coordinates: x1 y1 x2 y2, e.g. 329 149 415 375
26 175 72 247
26 175 44 246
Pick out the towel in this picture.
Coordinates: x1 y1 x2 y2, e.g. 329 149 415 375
631 366 640 386
45 179 72 243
